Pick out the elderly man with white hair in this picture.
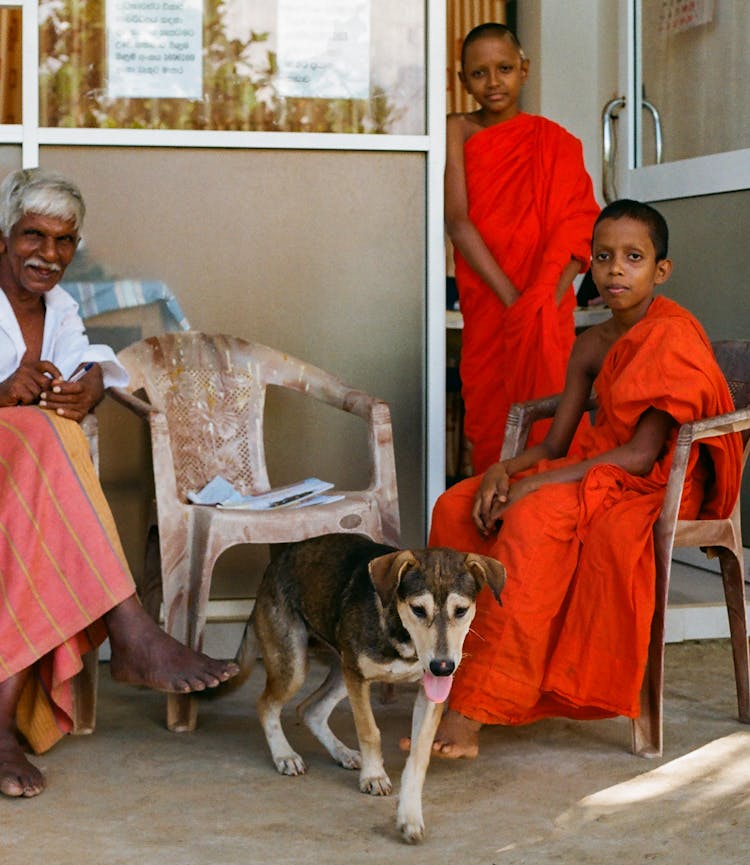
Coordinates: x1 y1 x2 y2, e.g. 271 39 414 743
0 168 237 799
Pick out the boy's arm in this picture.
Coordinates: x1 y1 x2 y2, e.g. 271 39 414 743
476 407 674 534
473 332 599 533
497 407 674 510
555 257 584 305
536 131 600 304
444 115 519 307
472 326 676 532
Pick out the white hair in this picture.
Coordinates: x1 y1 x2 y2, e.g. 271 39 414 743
0 168 85 236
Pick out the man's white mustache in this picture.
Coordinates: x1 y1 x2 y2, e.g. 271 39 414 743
24 257 62 272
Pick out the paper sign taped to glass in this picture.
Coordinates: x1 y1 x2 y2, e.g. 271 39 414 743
276 0 370 99
106 0 203 99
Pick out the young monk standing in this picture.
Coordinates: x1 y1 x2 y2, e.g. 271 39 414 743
447 23 600 474
428 199 742 757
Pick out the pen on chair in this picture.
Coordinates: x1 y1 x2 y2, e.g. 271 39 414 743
68 362 94 383
269 491 314 508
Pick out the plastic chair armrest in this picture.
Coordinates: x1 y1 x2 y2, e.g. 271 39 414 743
656 405 750 546
108 387 158 419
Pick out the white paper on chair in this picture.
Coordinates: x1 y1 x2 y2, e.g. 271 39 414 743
187 475 236 505
188 475 344 510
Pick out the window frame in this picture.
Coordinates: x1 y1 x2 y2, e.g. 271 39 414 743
1 0 448 536
8 0 434 161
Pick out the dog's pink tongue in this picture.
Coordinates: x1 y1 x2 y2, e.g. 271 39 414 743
422 671 454 704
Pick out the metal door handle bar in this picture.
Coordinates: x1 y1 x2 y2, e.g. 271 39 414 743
601 97 663 203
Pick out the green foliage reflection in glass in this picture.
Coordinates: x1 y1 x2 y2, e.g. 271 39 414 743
38 0 401 133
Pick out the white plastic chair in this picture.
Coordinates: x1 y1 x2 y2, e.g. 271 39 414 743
110 331 401 731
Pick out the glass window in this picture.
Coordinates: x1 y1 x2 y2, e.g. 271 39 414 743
639 2 750 165
38 0 425 134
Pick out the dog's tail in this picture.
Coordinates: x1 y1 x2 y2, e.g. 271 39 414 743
201 614 259 698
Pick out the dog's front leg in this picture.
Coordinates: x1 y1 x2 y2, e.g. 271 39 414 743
396 689 443 843
343 670 392 796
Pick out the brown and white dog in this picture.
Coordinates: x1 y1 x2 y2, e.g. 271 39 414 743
231 533 505 843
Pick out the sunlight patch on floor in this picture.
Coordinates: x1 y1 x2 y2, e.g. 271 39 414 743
556 731 750 827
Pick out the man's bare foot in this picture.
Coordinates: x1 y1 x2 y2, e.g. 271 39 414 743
105 595 238 693
0 672 44 798
0 730 45 798
399 709 481 759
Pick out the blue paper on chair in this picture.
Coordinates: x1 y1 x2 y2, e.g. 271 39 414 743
187 475 344 509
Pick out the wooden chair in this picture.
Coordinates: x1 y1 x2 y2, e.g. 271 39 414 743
109 332 401 732
500 340 750 757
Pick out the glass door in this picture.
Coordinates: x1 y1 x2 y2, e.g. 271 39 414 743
604 0 750 203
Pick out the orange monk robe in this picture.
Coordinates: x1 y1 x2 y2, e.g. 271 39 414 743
456 112 601 474
430 297 742 724
0 407 135 753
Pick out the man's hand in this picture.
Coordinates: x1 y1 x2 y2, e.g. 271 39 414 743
0 359 63 407
39 363 104 422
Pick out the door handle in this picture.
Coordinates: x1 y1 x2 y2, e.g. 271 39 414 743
642 99 663 165
602 97 626 204
601 96 664 203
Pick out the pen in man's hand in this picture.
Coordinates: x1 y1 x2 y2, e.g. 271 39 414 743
68 362 94 383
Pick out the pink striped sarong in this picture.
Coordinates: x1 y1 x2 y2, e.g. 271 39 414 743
0 407 135 753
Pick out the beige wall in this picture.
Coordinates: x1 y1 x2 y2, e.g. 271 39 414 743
21 146 427 591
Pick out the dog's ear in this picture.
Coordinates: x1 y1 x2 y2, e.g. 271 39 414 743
465 553 506 604
369 550 418 607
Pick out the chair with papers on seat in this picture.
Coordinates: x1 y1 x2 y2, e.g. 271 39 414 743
109 331 401 732
500 339 750 758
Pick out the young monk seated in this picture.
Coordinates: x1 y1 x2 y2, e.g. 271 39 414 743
423 199 742 758
0 168 238 798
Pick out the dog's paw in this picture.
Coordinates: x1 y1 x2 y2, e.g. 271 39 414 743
274 753 306 776
397 797 425 843
397 816 425 845
332 744 362 770
359 772 392 796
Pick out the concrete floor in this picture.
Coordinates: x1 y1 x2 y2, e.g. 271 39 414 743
3 639 750 865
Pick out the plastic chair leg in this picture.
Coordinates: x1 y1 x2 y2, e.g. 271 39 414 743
72 649 99 735
167 693 198 732
719 550 750 723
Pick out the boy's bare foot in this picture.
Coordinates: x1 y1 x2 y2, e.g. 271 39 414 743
431 710 481 758
399 709 481 759
0 730 45 798
105 595 239 693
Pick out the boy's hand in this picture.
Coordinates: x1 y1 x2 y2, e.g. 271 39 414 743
473 463 545 534
39 363 104 422
502 475 540 508
472 461 512 536
0 360 63 407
